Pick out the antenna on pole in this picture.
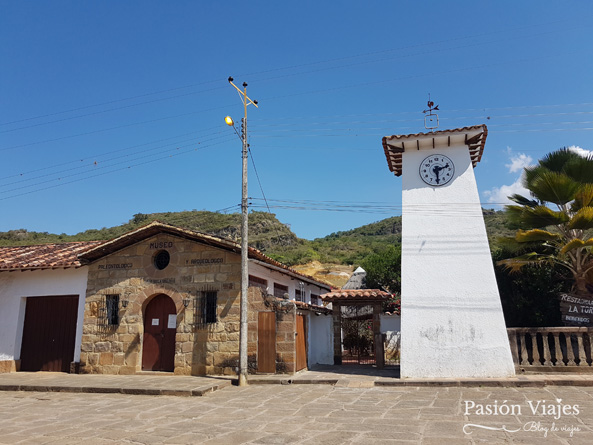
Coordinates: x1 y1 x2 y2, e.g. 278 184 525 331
423 94 439 132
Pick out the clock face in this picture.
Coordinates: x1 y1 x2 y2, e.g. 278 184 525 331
419 154 455 186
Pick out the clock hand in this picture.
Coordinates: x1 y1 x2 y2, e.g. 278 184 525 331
433 165 441 184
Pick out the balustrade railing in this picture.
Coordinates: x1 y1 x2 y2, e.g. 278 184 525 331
507 327 593 371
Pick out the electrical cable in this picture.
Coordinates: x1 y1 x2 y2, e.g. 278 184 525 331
247 145 285 244
0 138 234 201
0 130 226 186
0 133 230 190
2 16 578 128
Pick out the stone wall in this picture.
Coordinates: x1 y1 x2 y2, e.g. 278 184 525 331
0 360 18 373
80 233 242 376
247 287 302 374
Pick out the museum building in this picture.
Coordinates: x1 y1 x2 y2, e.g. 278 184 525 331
0 222 333 376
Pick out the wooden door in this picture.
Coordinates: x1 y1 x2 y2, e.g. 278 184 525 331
20 295 79 372
296 314 307 371
257 312 276 373
142 294 176 371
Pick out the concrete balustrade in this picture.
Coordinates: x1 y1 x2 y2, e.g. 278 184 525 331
508 327 593 372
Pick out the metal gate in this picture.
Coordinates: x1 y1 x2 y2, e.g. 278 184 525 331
341 305 375 365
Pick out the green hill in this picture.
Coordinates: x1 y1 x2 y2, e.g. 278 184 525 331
0 209 513 266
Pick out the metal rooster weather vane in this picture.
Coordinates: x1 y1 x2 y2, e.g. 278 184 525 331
423 94 439 132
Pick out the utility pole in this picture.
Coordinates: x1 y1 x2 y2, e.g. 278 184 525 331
225 76 258 386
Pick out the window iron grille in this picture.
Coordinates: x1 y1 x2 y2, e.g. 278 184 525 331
193 286 218 329
274 283 288 299
105 294 120 326
248 275 268 293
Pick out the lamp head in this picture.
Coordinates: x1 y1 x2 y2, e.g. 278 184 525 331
224 116 234 126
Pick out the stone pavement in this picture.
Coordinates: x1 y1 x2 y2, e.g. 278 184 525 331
250 365 593 389
1 383 593 444
4 366 593 399
0 372 233 397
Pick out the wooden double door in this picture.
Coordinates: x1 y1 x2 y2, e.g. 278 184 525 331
257 312 307 373
20 295 79 372
142 294 177 372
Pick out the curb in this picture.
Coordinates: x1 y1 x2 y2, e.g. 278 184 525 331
0 380 232 397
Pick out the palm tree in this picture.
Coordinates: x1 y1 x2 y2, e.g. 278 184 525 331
498 148 593 295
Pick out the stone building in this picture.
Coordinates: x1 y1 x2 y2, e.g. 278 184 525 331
0 222 332 376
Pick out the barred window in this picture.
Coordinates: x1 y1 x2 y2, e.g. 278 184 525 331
105 294 119 326
249 275 267 292
273 283 288 299
201 291 217 324
295 289 304 302
311 294 320 306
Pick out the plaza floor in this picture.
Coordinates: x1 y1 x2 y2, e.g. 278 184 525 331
1 381 593 444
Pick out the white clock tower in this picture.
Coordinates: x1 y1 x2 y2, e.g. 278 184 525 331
383 125 515 378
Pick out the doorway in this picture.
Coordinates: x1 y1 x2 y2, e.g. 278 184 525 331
296 314 307 371
142 294 176 371
257 311 276 373
341 305 375 365
20 295 79 372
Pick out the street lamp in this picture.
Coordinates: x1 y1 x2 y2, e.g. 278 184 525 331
225 76 258 387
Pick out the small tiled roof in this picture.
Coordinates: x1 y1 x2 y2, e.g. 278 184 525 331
320 289 390 302
382 125 488 176
0 241 104 271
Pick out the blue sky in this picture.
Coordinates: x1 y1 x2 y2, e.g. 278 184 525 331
1 1 592 240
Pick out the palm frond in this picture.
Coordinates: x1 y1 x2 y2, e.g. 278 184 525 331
569 207 593 230
527 170 580 205
573 184 593 210
563 154 593 184
496 236 533 253
497 252 552 273
538 148 580 173
515 229 560 242
522 206 568 228
560 239 586 255
508 194 539 207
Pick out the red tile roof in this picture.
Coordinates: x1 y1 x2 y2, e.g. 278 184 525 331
320 289 391 302
382 125 488 176
0 241 104 271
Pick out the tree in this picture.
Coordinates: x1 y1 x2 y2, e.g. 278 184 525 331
498 148 593 295
360 244 401 293
494 250 565 327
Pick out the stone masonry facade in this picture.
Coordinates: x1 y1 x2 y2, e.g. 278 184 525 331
247 287 309 374
80 233 243 376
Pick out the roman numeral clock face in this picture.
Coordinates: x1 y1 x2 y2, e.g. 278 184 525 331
419 154 455 186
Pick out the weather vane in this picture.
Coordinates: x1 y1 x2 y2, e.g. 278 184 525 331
423 94 439 132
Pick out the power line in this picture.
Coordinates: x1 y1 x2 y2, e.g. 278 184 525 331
0 129 226 185
0 138 233 201
0 85 229 134
0 104 235 152
2 17 577 129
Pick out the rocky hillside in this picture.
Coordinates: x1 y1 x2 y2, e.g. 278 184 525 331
0 209 513 269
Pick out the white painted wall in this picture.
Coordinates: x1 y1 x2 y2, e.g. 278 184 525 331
248 261 330 303
400 139 515 378
0 268 89 362
307 312 333 365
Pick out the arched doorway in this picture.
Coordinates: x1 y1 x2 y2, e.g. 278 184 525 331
142 294 176 371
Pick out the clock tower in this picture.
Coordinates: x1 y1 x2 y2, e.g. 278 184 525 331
382 125 515 378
